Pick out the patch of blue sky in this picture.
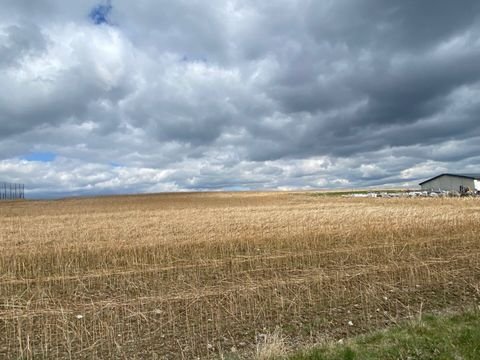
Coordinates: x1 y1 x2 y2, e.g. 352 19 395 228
23 152 57 162
89 1 112 25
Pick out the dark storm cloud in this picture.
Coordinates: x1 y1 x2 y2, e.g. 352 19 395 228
244 0 480 159
306 0 480 51
1 0 480 196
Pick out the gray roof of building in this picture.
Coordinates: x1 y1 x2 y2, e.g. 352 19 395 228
419 173 480 185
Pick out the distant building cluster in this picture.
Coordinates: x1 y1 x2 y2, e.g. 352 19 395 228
346 191 445 198
344 173 480 198
419 174 480 195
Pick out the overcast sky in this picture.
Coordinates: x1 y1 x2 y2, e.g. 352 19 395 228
1 0 480 197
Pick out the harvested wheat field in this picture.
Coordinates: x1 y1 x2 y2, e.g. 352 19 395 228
1 192 480 359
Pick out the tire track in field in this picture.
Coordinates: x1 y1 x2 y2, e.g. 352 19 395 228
0 235 474 285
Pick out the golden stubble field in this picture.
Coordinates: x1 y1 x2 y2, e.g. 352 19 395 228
1 192 480 359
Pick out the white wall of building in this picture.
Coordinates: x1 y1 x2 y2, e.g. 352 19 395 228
420 175 475 192
474 180 480 191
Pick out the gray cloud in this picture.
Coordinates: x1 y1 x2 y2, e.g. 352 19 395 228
1 0 480 197
0 22 47 67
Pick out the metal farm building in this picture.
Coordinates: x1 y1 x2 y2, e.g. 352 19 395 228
419 173 480 193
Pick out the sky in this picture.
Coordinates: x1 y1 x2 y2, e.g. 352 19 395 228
1 0 480 198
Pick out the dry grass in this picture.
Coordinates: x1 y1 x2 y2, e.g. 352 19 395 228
255 328 288 360
1 192 480 359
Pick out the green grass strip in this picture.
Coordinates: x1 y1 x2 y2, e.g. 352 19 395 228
289 310 480 360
